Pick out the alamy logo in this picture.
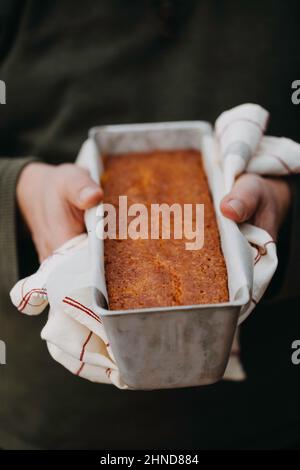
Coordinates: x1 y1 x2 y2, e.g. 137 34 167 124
291 340 300 365
0 80 6 104
0 340 6 365
291 80 300 105
95 196 205 251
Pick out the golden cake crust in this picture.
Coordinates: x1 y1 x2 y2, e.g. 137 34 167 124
102 149 229 310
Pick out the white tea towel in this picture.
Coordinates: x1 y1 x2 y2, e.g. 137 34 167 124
10 103 300 387
12 234 129 389
215 103 269 191
248 136 300 175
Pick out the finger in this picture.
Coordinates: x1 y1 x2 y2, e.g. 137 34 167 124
252 204 277 240
58 164 103 210
220 174 264 223
34 236 52 263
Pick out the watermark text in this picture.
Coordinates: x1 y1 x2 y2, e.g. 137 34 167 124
96 196 205 250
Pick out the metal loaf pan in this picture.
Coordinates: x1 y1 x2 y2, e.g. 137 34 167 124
86 121 251 390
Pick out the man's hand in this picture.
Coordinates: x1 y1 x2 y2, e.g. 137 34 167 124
17 163 103 261
220 174 291 240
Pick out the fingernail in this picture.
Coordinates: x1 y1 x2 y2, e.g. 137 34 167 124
79 186 98 202
227 199 245 219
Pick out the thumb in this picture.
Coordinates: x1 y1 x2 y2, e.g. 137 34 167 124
60 165 103 210
220 174 264 223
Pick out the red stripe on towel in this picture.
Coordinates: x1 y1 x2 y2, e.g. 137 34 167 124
18 288 47 312
267 153 298 175
65 296 101 320
19 282 47 307
80 331 93 361
264 240 276 248
254 254 261 266
76 362 85 376
19 278 47 308
252 240 276 266
63 298 102 324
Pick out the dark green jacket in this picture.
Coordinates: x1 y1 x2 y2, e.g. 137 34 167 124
0 0 300 449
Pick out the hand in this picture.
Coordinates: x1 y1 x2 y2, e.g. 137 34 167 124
220 174 291 240
17 162 103 261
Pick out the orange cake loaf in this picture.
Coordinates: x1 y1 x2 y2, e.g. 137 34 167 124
101 149 229 310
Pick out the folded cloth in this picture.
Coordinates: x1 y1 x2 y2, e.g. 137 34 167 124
10 103 300 387
215 103 269 191
12 234 129 388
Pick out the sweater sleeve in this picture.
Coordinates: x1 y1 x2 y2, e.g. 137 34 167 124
265 176 300 303
278 177 300 300
0 157 37 298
